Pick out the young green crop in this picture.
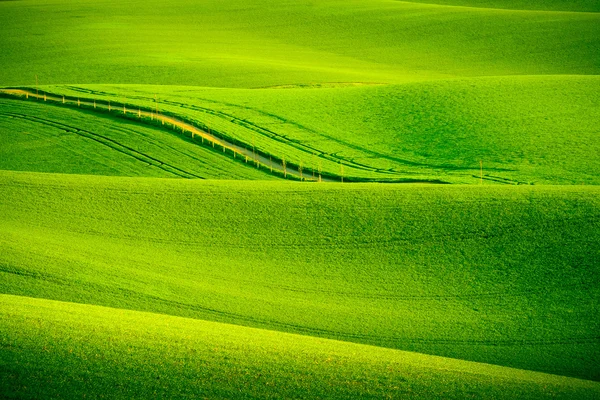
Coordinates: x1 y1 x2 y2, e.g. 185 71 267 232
38 75 600 184
3 294 599 399
0 0 598 87
404 0 600 12
0 98 274 179
1 171 598 380
0 0 598 397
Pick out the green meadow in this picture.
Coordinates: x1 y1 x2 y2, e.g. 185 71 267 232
1 0 599 398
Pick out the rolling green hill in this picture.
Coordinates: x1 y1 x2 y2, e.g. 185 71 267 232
404 0 600 12
34 74 600 184
1 171 598 382
0 0 598 87
1 0 598 397
2 294 599 399
0 97 273 179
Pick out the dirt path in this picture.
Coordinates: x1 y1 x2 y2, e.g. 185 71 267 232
0 88 326 182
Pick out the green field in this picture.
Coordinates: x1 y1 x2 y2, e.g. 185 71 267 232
1 0 599 398
0 97 274 179
33 75 600 184
1 172 599 381
2 294 599 400
1 0 599 87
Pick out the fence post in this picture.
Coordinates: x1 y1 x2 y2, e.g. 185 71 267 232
318 160 322 183
283 157 287 178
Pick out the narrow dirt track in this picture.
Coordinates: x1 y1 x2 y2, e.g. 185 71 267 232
0 89 325 181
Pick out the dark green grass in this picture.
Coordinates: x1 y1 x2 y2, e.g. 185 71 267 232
41 75 600 184
2 294 599 400
0 98 274 179
0 0 598 87
1 171 598 380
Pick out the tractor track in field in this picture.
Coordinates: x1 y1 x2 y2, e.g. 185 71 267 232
2 263 597 350
0 262 600 350
62 85 510 178
58 86 421 176
0 89 327 182
112 292 600 348
0 111 203 179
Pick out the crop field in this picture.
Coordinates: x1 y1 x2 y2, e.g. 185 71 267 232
1 0 599 398
34 75 600 184
0 97 274 179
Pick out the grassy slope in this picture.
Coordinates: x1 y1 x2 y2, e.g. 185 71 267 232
43 74 600 184
2 0 598 183
403 0 600 12
2 294 599 400
0 0 598 87
0 98 273 179
0 0 598 396
1 171 598 381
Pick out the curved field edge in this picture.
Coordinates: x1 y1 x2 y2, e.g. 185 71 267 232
0 89 438 183
25 74 600 185
0 97 275 180
0 91 339 182
1 171 598 380
1 294 599 400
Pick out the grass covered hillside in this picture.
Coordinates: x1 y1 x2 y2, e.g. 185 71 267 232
1 171 598 383
2 294 599 399
38 75 600 184
406 0 600 12
0 0 598 398
0 0 598 87
0 97 273 179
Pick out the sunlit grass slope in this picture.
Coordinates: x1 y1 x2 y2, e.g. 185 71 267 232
0 0 598 87
0 98 272 179
1 171 598 380
405 0 600 12
44 74 600 184
2 295 599 400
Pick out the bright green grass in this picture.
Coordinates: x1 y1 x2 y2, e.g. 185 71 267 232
405 0 600 12
0 0 598 88
3 295 599 399
40 75 600 184
0 98 273 179
1 171 598 380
